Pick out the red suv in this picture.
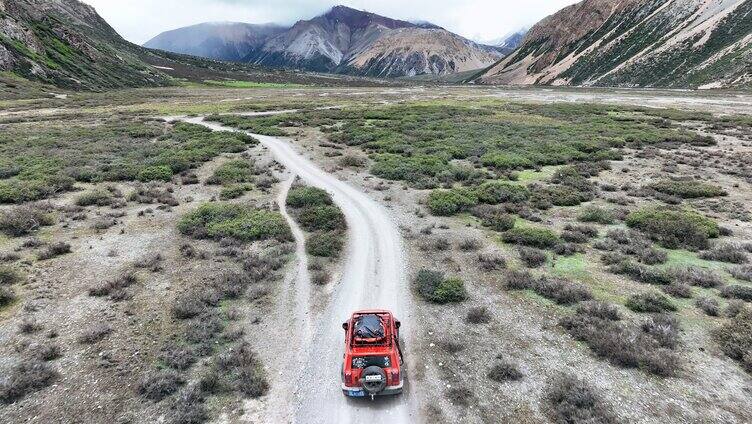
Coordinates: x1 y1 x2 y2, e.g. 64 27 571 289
341 310 404 398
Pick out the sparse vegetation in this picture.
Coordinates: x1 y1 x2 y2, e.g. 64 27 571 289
518 247 547 268
138 370 185 402
561 301 681 376
0 204 55 237
0 360 60 404
714 308 752 373
487 361 523 382
78 323 112 344
506 272 592 305
477 250 507 271
466 306 492 324
37 242 72 260
544 374 617 424
75 188 115 206
696 297 721 316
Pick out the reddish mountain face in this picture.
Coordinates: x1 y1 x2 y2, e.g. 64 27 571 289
476 0 752 89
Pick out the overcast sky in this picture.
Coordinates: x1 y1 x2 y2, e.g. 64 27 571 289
81 0 578 45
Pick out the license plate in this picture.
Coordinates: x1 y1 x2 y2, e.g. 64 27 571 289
365 375 382 382
348 390 365 397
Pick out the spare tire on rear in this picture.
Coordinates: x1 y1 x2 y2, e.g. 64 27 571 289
361 366 387 394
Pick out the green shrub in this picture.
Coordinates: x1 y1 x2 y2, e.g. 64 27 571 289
626 207 719 250
306 231 344 258
427 188 478 216
219 184 253 200
178 203 291 243
433 278 468 304
371 154 449 184
137 165 173 182
481 153 534 170
207 160 256 185
626 292 677 313
502 226 560 249
475 182 529 204
286 186 332 208
580 207 615 226
298 205 346 232
544 185 593 207
414 269 467 304
650 179 726 199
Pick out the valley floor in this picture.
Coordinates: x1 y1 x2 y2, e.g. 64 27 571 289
0 85 751 423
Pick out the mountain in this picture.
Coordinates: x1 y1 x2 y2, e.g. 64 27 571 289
146 6 503 78
144 22 287 62
475 0 752 89
0 0 390 91
0 0 171 89
496 28 528 51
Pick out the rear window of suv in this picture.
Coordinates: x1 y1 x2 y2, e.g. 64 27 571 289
352 356 390 369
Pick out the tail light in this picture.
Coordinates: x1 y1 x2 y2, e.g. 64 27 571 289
391 369 400 384
344 371 353 386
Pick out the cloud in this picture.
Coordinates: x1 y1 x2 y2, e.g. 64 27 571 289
81 0 578 44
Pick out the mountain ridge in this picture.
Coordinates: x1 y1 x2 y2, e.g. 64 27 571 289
145 5 503 78
475 0 752 88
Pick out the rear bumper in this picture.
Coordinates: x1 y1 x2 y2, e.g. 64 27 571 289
342 380 403 397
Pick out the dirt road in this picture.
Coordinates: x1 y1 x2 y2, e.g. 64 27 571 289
182 117 417 424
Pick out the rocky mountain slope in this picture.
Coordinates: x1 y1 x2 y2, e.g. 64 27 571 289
0 0 388 91
144 22 286 62
147 6 502 78
476 0 752 88
0 0 171 89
